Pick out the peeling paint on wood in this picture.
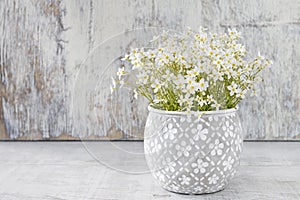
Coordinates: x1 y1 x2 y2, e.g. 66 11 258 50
0 0 299 140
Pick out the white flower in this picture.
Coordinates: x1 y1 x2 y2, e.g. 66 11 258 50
132 60 143 70
121 54 130 61
196 64 206 73
194 186 204 192
178 94 191 107
186 80 198 94
235 135 243 152
227 82 238 96
174 75 185 89
165 161 176 173
137 72 149 84
162 123 177 140
150 138 161 153
206 95 214 104
169 184 180 191
208 174 219 185
212 101 221 110
113 27 270 112
236 88 247 99
233 68 243 77
175 141 192 157
191 159 209 174
192 124 208 141
210 139 224 156
223 156 234 171
228 28 241 38
146 50 156 58
198 78 209 91
116 67 126 80
212 69 224 82
222 120 234 137
213 59 223 68
162 70 174 82
178 175 191 185
151 80 162 93
196 97 207 107
177 95 186 107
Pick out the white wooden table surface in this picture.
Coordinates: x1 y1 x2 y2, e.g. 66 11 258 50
0 142 299 200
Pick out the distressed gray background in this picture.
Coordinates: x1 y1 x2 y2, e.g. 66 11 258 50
0 0 299 140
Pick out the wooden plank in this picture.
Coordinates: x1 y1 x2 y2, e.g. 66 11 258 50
0 0 299 140
0 142 299 199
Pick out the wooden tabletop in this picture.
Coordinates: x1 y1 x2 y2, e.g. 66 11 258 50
0 142 299 200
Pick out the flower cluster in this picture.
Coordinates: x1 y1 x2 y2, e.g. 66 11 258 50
112 27 271 112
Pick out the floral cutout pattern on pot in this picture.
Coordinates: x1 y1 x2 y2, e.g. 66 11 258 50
144 107 243 194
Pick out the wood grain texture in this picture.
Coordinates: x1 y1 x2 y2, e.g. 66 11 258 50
0 142 299 199
0 0 299 140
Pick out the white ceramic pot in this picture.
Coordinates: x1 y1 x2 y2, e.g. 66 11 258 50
144 106 243 194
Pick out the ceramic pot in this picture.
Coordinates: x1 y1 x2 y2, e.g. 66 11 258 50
144 106 243 194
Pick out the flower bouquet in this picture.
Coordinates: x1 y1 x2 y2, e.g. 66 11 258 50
111 27 271 194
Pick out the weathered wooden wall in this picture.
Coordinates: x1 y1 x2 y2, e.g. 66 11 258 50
0 0 299 140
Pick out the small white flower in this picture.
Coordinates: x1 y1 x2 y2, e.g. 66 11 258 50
198 78 209 91
162 123 177 140
210 139 224 156
132 60 143 70
228 28 241 38
235 135 243 152
175 141 192 157
227 82 238 96
236 88 247 99
196 96 207 107
206 95 214 104
192 124 208 141
212 69 224 82
164 161 176 173
194 186 204 192
151 80 162 93
178 94 191 107
146 50 156 58
150 138 161 153
174 75 185 89
191 159 209 174
169 184 180 191
222 120 234 137
223 156 234 171
137 72 149 84
178 175 191 185
212 101 221 110
186 80 198 94
162 70 174 82
121 54 130 61
116 67 126 80
208 174 219 185
113 27 270 114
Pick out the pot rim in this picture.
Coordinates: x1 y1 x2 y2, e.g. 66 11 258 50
148 105 238 116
